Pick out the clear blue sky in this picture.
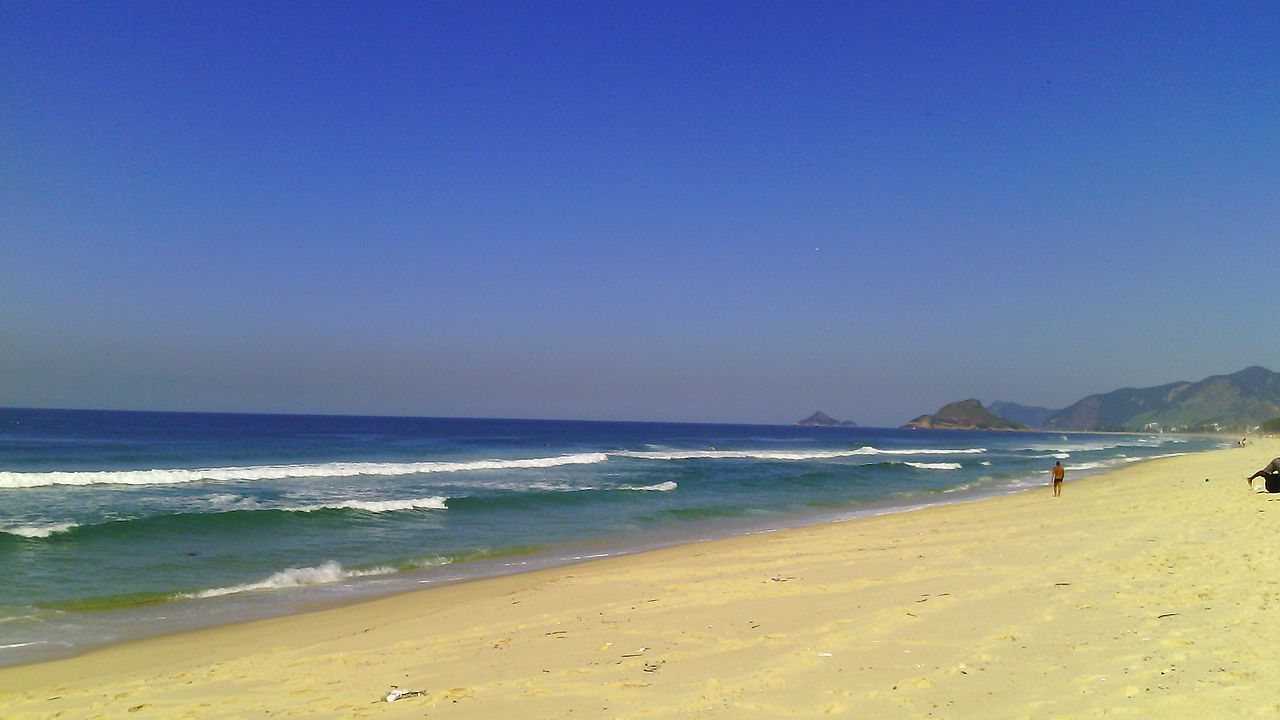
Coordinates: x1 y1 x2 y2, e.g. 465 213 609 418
3 1 1278 426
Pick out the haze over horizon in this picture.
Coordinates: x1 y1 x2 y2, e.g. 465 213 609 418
4 2 1278 427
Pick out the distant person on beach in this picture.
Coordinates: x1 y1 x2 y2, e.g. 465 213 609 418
1246 457 1280 492
1052 461 1064 497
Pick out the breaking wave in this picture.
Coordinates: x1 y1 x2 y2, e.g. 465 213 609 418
283 497 448 513
902 462 963 470
615 446 985 461
620 481 678 491
182 561 398 599
1123 452 1188 463
0 453 610 489
0 522 80 539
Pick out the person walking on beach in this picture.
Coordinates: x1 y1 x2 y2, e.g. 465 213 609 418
1052 461 1065 497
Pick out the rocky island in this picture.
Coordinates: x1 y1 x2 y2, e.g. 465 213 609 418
796 411 859 427
903 399 1025 430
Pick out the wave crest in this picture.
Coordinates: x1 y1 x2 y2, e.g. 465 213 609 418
620 481 677 491
183 561 397 599
0 453 609 489
902 462 962 470
0 522 79 539
283 497 448 513
616 446 985 461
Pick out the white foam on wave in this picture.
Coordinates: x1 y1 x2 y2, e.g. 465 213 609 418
1019 438 1185 453
1019 442 1123 452
616 446 985 461
0 613 39 625
1065 461 1112 471
207 493 261 509
284 496 449 513
902 462 962 471
0 641 42 649
1123 452 1188 463
1044 452 1188 475
1 522 79 539
620 481 678 491
866 447 987 455
526 482 594 493
184 561 396 599
0 453 610 489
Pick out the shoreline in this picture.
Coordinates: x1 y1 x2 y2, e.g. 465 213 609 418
0 435 1196 670
0 461 1029 669
4 440 1277 717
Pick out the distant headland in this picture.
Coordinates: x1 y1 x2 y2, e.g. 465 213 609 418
902 399 1024 431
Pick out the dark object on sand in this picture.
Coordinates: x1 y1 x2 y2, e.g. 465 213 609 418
1247 458 1280 491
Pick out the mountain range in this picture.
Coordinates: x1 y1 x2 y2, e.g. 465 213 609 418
988 366 1280 432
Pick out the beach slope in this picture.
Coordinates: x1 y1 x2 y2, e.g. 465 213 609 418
3 440 1278 718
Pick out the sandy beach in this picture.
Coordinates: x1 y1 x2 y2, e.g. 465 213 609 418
3 439 1278 719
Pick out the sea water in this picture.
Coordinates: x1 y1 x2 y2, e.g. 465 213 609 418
0 408 1225 666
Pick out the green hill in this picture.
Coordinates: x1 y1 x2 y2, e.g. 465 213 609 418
1044 366 1280 432
903 399 1026 430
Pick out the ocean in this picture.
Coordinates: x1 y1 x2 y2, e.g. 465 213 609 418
0 407 1225 667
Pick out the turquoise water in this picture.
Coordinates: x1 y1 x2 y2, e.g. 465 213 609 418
0 408 1225 665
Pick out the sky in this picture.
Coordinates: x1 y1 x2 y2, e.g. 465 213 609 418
2 1 1278 427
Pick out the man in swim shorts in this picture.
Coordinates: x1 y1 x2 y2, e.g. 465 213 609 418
1052 460 1064 497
